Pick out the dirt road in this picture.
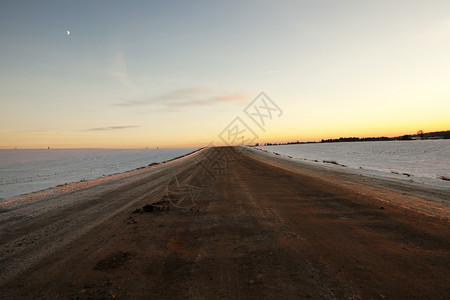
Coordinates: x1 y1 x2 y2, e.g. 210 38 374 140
1 146 449 299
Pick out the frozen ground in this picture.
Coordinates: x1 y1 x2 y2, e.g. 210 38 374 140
0 148 197 199
258 140 450 187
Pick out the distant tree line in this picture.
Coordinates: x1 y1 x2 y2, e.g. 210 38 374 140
258 130 450 146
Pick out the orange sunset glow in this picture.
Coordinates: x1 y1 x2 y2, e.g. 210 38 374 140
1 1 449 148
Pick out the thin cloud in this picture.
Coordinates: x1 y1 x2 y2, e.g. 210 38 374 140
114 87 211 107
10 128 51 133
262 70 281 74
82 125 139 132
114 87 250 110
172 92 250 107
159 87 212 100
114 100 147 107
110 51 139 93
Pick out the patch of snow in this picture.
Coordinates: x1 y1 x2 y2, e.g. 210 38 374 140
257 140 450 188
0 148 197 199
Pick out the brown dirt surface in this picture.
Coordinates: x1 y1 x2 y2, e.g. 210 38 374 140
1 146 449 299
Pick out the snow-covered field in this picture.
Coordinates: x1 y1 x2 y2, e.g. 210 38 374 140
0 148 197 199
258 140 450 187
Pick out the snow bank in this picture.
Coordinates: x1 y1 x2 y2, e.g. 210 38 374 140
258 140 450 187
0 148 197 199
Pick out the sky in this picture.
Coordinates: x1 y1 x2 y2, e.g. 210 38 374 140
1 1 449 149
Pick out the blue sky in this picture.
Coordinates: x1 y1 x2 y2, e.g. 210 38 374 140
1 1 450 148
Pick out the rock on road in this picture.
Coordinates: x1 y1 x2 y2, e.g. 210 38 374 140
0 146 449 299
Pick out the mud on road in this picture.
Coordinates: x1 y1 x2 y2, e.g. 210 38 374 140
1 146 449 299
